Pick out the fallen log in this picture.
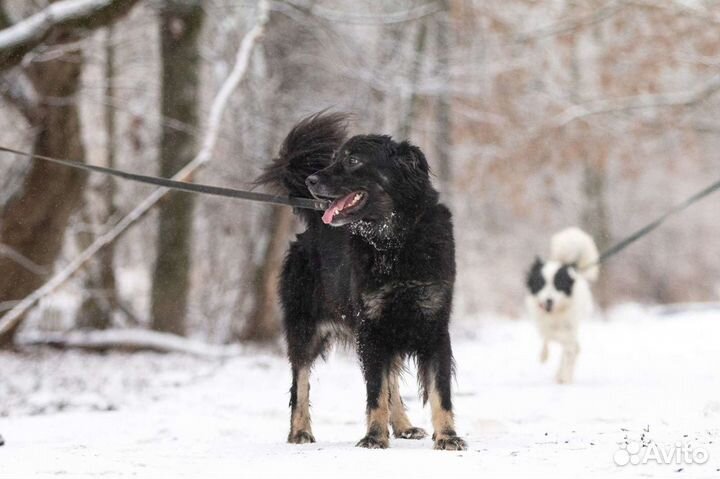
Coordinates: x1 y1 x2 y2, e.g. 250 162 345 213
17 329 242 358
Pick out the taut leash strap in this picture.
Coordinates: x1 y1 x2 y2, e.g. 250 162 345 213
591 176 720 268
0 145 329 211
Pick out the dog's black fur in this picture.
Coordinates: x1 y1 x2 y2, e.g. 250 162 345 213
256 112 465 450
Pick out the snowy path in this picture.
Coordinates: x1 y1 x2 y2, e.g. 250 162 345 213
2 306 719 478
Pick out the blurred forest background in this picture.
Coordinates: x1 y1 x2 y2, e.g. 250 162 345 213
0 0 719 348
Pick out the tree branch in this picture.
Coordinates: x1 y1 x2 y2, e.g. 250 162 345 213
0 70 40 122
0 0 140 71
0 243 50 276
548 75 720 129
624 0 720 27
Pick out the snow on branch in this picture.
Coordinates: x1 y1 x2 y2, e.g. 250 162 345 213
0 0 272 342
0 0 140 71
18 329 242 358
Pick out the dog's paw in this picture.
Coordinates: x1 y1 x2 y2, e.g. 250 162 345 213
356 434 389 449
555 371 573 384
288 431 315 444
434 436 468 451
394 427 427 440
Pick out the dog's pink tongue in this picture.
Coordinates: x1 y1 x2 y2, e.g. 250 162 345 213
322 204 337 225
321 194 352 225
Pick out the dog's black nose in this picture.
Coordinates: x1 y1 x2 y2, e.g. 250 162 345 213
305 175 319 188
544 299 554 312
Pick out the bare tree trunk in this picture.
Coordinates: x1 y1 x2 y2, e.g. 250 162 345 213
568 10 611 307
581 159 611 306
0 46 86 345
239 207 292 342
398 20 428 140
150 1 205 336
238 8 311 343
434 0 452 202
0 3 10 29
370 24 405 132
78 26 118 329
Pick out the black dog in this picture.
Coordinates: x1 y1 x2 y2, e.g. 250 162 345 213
256 112 466 450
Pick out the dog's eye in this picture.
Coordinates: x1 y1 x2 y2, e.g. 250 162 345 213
347 156 359 166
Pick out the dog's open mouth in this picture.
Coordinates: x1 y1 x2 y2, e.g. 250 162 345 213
321 191 367 225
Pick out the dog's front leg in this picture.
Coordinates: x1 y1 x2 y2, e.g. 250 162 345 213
556 340 579 384
540 340 549 363
356 343 390 449
423 334 467 451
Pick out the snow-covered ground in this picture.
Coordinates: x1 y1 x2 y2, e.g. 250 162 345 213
1 305 719 478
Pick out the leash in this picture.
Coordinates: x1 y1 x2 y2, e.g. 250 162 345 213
589 175 720 269
2 143 718 265
0 145 330 211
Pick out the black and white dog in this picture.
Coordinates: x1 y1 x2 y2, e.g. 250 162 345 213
256 112 466 450
525 228 599 384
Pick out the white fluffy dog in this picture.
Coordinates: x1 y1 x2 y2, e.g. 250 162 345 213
525 227 599 384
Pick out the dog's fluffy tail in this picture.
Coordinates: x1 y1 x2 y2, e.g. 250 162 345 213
550 227 600 282
255 111 348 201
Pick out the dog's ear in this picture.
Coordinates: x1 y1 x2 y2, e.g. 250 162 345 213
531 256 543 270
395 141 429 175
528 256 543 275
526 257 545 291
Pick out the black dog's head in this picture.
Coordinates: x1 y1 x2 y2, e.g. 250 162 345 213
305 135 435 227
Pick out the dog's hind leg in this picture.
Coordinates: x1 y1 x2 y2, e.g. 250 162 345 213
420 334 467 451
288 365 315 443
388 358 427 439
286 323 329 444
287 326 326 444
287 329 331 443
282 242 323 444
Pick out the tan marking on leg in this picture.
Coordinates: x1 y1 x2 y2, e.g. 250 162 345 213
289 367 314 442
389 367 427 439
428 376 467 450
428 377 455 441
367 374 390 436
356 374 390 448
388 369 413 434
